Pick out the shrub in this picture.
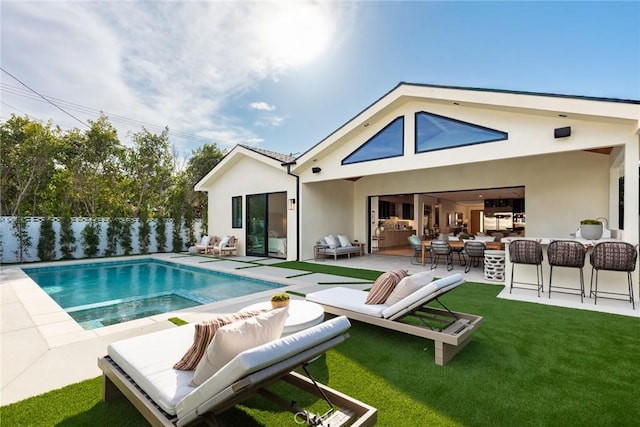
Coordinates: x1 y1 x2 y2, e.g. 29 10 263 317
81 221 101 258
37 217 56 261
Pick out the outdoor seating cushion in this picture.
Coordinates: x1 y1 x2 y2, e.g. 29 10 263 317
173 310 268 370
191 307 289 386
108 324 198 415
176 316 351 421
307 274 465 320
108 315 351 418
385 270 434 306
365 269 408 304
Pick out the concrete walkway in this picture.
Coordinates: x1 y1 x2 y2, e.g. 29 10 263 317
1 252 636 406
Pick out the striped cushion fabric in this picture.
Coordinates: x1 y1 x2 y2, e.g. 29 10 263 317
365 269 408 305
173 310 267 370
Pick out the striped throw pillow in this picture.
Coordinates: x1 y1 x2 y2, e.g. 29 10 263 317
365 269 408 304
173 310 267 370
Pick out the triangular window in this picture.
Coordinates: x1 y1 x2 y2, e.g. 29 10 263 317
415 112 507 153
342 117 404 165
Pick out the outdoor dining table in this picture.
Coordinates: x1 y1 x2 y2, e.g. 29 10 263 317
421 240 505 266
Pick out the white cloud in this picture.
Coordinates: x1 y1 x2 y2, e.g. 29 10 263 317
0 1 355 153
250 102 276 111
255 115 288 127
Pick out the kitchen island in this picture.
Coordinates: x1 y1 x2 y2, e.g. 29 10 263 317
378 229 416 250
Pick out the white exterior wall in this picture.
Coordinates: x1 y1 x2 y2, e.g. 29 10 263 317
205 154 297 258
299 179 355 260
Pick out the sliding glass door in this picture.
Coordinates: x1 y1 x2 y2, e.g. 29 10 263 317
246 192 287 258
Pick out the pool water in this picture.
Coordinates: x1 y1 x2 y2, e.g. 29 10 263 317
24 259 283 329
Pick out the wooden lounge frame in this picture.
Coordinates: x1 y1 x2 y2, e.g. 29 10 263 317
307 280 483 366
319 304 482 366
98 332 377 427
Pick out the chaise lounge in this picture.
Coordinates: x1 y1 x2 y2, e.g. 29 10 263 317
306 273 483 366
98 315 376 427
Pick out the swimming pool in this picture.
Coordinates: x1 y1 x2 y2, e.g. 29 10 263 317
24 259 284 329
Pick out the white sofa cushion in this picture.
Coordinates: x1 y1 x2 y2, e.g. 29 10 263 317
337 234 351 247
324 235 338 248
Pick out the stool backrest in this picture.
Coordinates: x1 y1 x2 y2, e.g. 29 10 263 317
590 241 638 272
547 240 586 268
509 240 543 264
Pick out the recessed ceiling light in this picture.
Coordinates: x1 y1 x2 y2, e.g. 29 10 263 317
453 102 460 105
558 114 567 117
364 123 369 127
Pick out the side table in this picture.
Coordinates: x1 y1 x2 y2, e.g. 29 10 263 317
240 300 325 335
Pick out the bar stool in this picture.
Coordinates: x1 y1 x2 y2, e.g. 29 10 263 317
589 241 638 309
431 241 453 271
509 239 544 297
547 240 587 302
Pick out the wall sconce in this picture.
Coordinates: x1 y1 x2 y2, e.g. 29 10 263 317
287 198 296 210
312 167 321 174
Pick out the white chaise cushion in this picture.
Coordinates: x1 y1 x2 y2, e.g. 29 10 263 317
176 316 351 423
306 287 386 317
200 236 210 245
108 324 197 415
191 307 288 386
385 270 434 306
382 273 464 319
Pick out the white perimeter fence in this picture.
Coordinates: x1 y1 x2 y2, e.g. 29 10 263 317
0 216 203 264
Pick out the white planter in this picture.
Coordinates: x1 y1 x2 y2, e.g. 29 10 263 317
580 224 603 240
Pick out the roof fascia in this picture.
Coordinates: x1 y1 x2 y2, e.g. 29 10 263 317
194 145 286 191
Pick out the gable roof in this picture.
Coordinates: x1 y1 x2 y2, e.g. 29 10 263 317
194 144 294 190
293 82 640 171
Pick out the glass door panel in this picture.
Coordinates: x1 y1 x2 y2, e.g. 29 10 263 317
246 194 267 256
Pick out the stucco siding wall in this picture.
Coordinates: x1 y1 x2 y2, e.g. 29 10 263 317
205 156 296 256
350 150 610 239
300 180 355 260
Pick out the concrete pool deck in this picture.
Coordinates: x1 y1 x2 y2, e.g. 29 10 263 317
1 252 637 406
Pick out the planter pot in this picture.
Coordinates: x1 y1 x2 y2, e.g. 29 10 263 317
580 224 603 240
271 300 290 309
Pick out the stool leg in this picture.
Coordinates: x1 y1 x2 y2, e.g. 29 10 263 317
510 264 515 294
548 265 554 299
628 272 635 310
579 267 584 303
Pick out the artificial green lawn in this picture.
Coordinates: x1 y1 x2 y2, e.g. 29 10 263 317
2 262 639 426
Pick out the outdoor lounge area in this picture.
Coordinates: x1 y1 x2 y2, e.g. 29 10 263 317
2 252 639 426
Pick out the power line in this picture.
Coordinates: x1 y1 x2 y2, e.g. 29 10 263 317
0 82 230 145
0 67 90 129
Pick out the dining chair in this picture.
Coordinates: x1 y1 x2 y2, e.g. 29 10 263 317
431 240 453 271
463 240 486 273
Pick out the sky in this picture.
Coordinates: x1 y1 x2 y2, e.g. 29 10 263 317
1 1 639 159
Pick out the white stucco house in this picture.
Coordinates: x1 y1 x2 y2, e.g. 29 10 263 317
195 82 639 288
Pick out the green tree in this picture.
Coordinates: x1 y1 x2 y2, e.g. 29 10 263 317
37 217 56 261
81 221 101 258
59 212 76 259
123 127 173 217
0 115 59 216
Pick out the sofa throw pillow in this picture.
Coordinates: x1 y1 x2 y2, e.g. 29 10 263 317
191 307 288 386
337 234 351 248
324 235 338 249
365 269 408 304
173 310 267 370
385 270 435 306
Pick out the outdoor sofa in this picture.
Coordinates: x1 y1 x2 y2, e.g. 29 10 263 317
314 234 362 260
